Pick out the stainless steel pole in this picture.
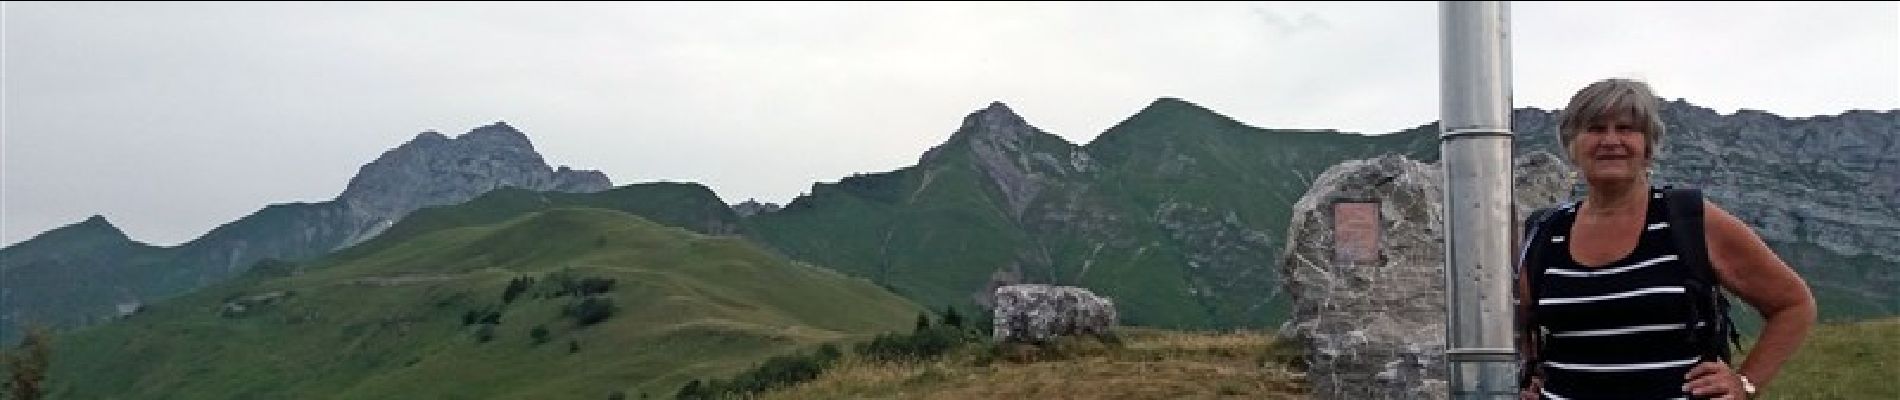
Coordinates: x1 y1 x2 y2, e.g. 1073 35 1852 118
1440 1 1517 399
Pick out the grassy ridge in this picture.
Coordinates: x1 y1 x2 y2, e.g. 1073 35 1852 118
46 208 922 399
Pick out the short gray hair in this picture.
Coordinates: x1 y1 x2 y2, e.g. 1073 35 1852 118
1557 78 1666 157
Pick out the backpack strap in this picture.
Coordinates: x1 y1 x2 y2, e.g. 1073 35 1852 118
1516 206 1561 388
1663 187 1738 363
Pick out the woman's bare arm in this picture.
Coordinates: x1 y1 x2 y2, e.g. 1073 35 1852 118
1702 200 1818 389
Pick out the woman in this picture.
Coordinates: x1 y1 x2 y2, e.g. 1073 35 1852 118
1517 78 1816 400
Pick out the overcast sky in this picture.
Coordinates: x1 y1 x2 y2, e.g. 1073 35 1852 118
3 2 1895 247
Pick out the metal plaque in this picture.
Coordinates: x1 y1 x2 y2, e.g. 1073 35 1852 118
1333 201 1382 264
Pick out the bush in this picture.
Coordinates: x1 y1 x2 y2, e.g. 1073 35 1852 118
675 379 706 400
502 276 534 304
550 272 617 298
530 325 550 345
856 324 969 362
473 324 496 343
480 310 502 325
942 306 964 329
565 296 617 326
462 310 479 326
684 345 844 399
815 343 842 364
569 340 581 354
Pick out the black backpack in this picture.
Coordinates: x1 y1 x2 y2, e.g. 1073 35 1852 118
1515 187 1741 387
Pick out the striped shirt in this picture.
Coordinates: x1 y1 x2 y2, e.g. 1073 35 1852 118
1535 188 1700 400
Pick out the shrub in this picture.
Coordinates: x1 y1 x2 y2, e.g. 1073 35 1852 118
473 324 496 343
686 345 845 399
565 296 617 326
674 379 706 400
815 343 842 364
502 276 534 304
550 272 617 298
942 306 964 329
855 324 968 362
530 325 550 345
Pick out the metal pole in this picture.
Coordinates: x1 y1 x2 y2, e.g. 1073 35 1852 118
1440 1 1517 399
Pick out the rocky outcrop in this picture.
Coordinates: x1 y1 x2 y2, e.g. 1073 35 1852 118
991 284 1118 343
732 200 783 218
1278 152 1573 400
922 102 1095 220
336 122 611 245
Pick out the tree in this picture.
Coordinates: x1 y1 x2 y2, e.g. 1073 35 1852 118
5 326 53 400
942 306 964 329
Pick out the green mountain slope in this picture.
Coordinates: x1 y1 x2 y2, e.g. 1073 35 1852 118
48 207 921 399
0 217 174 332
745 99 1437 329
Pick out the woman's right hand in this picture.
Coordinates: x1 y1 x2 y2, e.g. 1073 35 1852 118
1518 377 1543 400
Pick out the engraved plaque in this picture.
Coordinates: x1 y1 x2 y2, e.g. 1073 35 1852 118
1333 201 1381 264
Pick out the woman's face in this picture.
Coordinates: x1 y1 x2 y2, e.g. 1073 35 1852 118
1570 112 1649 185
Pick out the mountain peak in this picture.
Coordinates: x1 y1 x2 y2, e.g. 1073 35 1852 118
1132 97 1223 120
461 121 534 150
962 101 1028 131
412 130 450 143
338 122 611 222
5 214 135 253
1086 97 1249 150
63 215 125 238
918 101 1051 165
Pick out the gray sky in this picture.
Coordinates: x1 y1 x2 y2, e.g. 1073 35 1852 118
4 2 1896 247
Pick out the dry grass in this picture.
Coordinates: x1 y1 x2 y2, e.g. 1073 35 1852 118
762 329 1307 400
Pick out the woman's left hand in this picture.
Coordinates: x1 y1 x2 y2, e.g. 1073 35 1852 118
1683 361 1747 399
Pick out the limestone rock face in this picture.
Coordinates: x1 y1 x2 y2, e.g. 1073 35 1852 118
991 284 1118 343
1278 152 1573 400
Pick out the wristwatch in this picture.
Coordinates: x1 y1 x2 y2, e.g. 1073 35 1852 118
1738 373 1758 398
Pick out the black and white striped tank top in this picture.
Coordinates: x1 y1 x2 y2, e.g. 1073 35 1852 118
1536 188 1700 400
